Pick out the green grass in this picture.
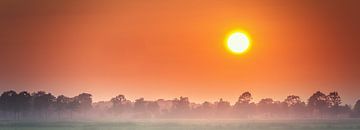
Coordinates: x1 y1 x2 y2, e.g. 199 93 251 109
1 119 360 130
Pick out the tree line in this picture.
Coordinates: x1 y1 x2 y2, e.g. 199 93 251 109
0 90 360 120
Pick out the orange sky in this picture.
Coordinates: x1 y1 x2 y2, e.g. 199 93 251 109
1 0 360 104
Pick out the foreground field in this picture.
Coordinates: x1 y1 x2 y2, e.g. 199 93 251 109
1 119 360 130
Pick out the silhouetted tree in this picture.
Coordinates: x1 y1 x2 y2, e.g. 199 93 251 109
284 95 301 107
308 91 330 116
237 92 252 104
147 101 160 117
353 100 360 117
132 98 151 118
134 98 146 112
0 90 359 119
275 101 289 117
201 101 213 110
0 91 17 119
16 91 31 119
195 101 214 117
171 97 190 117
111 95 126 107
31 91 56 119
68 97 80 118
111 94 131 114
234 92 255 118
74 93 92 111
337 104 352 116
284 95 307 117
257 98 276 117
215 98 231 117
55 95 71 119
328 92 341 107
328 92 342 116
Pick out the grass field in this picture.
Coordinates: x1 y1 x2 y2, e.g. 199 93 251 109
1 119 360 130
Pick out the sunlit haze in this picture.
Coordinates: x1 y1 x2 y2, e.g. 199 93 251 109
1 0 360 105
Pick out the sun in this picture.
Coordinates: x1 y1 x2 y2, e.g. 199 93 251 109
226 32 251 54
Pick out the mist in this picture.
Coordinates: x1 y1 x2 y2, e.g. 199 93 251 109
0 90 359 122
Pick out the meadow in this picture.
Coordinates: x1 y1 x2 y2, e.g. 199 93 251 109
1 119 360 130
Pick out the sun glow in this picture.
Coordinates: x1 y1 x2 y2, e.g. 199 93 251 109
227 32 250 54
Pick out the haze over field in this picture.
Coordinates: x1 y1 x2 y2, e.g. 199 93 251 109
1 90 360 121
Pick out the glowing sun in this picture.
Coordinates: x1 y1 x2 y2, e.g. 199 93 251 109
227 32 250 54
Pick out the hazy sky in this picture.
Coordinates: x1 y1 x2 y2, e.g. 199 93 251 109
1 0 360 104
